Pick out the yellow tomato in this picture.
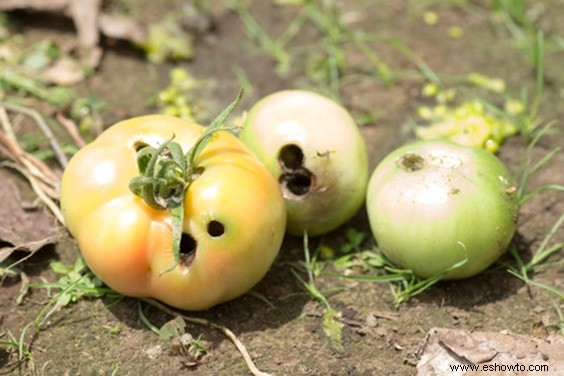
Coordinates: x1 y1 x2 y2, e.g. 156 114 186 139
61 115 286 310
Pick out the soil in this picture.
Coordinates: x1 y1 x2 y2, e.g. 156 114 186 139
1 1 563 375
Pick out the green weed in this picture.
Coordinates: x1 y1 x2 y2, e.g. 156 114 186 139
293 227 466 307
489 0 545 65
137 311 209 366
0 24 75 105
291 232 345 352
506 214 563 299
554 303 564 334
1 258 123 370
514 123 564 206
231 0 393 100
329 246 466 306
0 329 32 363
30 258 121 309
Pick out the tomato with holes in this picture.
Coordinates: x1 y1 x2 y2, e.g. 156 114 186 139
61 114 286 310
239 90 368 236
366 140 519 279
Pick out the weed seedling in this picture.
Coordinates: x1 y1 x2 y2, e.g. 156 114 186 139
506 214 564 298
0 330 32 365
502 121 564 299
291 232 345 352
329 249 466 306
231 0 393 100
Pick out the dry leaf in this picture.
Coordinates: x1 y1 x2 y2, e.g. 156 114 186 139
42 57 85 85
417 327 564 376
0 169 59 264
0 0 145 68
98 13 147 44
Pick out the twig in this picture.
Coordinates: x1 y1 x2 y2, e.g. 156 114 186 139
56 113 87 148
0 106 17 141
368 310 399 321
141 298 273 376
0 101 68 168
0 108 60 198
0 104 63 223
0 134 59 199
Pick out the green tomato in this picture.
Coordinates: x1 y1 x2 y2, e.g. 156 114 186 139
366 140 518 279
240 90 368 236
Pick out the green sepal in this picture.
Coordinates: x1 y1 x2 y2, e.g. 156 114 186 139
166 141 187 172
128 175 168 210
186 88 243 167
159 204 185 275
135 146 157 174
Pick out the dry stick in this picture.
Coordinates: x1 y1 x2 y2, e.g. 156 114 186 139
369 310 399 321
0 118 60 198
56 113 87 148
0 135 60 198
0 106 17 140
0 111 64 224
141 298 274 376
0 102 68 168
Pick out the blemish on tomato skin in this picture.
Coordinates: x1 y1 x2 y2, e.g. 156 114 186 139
397 153 425 172
429 154 463 169
504 186 517 195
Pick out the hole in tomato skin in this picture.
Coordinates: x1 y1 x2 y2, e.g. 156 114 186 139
397 153 425 172
179 233 197 267
280 169 313 196
207 220 225 237
279 144 304 170
133 140 150 152
278 143 315 197
192 166 205 180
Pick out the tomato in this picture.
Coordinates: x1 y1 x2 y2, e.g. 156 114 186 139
60 115 286 310
239 90 368 236
366 140 518 279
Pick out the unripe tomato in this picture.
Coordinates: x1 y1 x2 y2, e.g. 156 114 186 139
60 115 286 310
366 140 518 279
239 90 368 236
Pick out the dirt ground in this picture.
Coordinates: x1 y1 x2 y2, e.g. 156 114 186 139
1 1 563 375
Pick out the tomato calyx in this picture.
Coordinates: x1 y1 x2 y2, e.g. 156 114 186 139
129 89 243 275
130 137 188 210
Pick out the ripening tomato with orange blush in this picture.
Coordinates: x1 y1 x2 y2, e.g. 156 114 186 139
61 114 287 310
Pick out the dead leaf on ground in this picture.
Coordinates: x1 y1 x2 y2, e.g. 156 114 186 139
0 0 146 68
0 168 60 264
42 57 85 85
417 327 564 376
0 103 66 223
